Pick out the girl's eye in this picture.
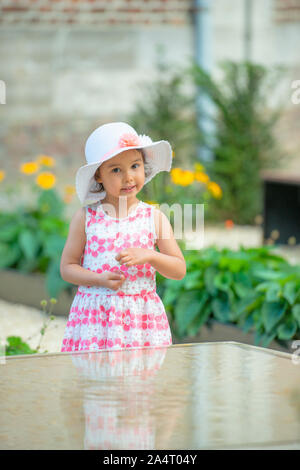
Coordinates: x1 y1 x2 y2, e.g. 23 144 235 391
112 164 139 173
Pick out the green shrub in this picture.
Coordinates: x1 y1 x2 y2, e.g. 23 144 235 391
0 189 70 297
156 245 300 349
189 61 287 224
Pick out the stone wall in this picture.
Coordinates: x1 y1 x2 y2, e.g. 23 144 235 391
0 0 299 215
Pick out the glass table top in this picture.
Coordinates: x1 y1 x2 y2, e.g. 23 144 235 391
0 341 300 450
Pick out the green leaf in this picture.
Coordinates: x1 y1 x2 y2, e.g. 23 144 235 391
0 223 19 242
234 293 261 317
254 328 264 346
261 331 277 348
184 270 202 289
5 336 36 355
211 298 230 323
18 229 39 260
291 304 300 327
265 282 281 302
234 282 255 299
174 291 209 336
204 266 218 295
282 281 300 305
45 258 69 298
178 302 201 335
261 301 287 333
241 312 255 333
0 242 21 268
213 272 233 292
186 302 211 336
277 319 298 340
43 235 66 258
255 281 276 293
253 269 286 281
161 287 179 308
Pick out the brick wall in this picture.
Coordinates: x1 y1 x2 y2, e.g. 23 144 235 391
273 0 300 22
0 0 193 26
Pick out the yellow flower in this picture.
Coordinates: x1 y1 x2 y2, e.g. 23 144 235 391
207 181 222 199
170 168 182 184
20 162 40 175
36 155 55 167
194 171 210 184
194 162 204 172
171 168 195 186
0 170 5 182
36 172 56 189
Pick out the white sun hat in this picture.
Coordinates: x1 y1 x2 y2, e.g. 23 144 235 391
75 122 173 206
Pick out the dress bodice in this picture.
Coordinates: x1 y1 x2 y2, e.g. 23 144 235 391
79 200 158 297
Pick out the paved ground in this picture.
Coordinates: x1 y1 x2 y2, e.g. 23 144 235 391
1 224 300 355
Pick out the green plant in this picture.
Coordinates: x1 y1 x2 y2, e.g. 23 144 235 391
0 189 70 297
127 45 201 205
5 336 37 356
156 245 300 349
5 298 57 356
189 61 287 224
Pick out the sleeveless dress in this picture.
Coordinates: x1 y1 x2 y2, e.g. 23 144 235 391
61 200 172 352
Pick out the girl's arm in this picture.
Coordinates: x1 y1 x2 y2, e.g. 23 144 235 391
149 209 186 280
60 208 103 287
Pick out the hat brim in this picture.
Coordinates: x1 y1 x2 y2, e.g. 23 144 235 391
75 140 172 206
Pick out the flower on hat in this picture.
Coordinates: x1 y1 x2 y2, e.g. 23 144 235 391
138 134 153 146
118 133 141 148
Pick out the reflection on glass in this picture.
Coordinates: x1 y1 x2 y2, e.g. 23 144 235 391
71 347 167 450
1 343 300 449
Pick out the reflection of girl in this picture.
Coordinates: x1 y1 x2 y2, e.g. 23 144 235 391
60 122 186 352
71 347 167 450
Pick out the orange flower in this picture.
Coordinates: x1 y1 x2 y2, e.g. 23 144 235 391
20 162 40 174
225 219 234 229
207 181 222 199
36 172 56 189
170 168 194 186
0 170 5 182
194 171 210 184
118 133 140 148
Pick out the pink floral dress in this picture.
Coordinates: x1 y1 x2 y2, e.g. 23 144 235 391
61 200 172 352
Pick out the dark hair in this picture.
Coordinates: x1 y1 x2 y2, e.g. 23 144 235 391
90 149 146 195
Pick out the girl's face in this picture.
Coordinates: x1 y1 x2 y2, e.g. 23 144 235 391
95 149 145 202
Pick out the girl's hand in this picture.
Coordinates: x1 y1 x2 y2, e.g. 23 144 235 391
115 248 151 267
98 271 126 291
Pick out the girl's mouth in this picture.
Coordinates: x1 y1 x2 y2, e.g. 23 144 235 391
121 185 136 193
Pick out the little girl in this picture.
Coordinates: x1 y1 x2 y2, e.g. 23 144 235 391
60 122 186 352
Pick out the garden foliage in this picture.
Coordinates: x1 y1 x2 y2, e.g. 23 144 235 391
190 61 286 223
157 245 300 349
0 189 70 297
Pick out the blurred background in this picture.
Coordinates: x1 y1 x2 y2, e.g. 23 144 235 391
1 0 300 354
